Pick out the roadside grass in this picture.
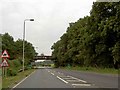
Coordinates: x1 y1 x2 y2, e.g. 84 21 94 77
0 76 2 90
0 69 2 90
2 69 35 89
0 69 2 76
63 66 119 74
51 64 55 68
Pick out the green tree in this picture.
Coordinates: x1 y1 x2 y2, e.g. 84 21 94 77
2 33 15 59
51 2 120 69
1 33 36 66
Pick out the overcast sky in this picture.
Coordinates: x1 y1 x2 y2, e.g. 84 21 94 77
1 0 96 55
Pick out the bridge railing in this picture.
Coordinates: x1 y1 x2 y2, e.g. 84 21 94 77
33 56 52 60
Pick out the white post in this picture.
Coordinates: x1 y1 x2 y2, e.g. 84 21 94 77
23 20 25 72
23 19 34 72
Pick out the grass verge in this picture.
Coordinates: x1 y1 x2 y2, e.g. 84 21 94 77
2 69 35 89
0 76 2 90
0 69 2 90
62 66 119 74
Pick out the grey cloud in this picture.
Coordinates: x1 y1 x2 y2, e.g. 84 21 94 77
1 0 94 55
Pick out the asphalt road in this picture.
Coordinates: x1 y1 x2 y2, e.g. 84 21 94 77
12 68 118 89
13 69 72 88
55 69 118 88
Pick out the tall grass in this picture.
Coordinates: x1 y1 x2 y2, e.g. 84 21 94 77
64 66 118 74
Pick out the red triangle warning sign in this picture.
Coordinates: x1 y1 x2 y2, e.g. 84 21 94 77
1 50 10 58
1 59 9 67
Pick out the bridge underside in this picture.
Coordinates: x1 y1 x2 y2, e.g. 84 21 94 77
32 56 53 68
34 56 52 60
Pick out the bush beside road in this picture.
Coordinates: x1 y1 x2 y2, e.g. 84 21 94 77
2 69 35 89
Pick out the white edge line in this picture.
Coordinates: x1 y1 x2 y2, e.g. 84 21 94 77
57 76 68 84
51 73 54 75
12 70 36 89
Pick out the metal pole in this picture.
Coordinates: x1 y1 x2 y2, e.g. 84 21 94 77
2 66 4 77
23 19 34 72
5 67 7 77
23 20 25 72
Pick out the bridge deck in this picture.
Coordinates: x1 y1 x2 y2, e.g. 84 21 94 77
34 56 52 60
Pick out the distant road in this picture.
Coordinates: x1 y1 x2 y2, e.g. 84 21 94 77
12 68 118 89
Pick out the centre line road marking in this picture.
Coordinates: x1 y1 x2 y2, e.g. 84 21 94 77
57 76 68 84
72 84 91 86
51 73 54 75
12 70 36 89
67 76 87 83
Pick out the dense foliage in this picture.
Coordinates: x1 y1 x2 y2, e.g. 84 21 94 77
0 33 36 75
51 2 120 69
1 33 36 64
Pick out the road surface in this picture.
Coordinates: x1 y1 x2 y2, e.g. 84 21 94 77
12 68 118 89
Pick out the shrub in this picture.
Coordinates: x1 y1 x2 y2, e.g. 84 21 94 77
7 68 17 76
13 59 21 68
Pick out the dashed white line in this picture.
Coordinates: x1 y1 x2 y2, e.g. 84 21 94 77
57 76 68 84
51 73 54 75
48 71 50 72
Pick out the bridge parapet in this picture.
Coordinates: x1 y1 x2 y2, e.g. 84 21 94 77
34 56 52 60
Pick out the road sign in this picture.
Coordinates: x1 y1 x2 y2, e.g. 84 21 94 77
1 50 10 58
1 59 9 67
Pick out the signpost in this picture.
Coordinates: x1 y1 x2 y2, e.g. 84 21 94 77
1 50 10 58
0 50 10 77
1 59 9 67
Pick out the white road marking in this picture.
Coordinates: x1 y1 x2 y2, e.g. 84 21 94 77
57 76 68 84
51 73 54 75
67 76 87 83
72 84 91 86
58 72 61 74
48 71 50 72
66 80 82 82
75 79 86 83
12 70 36 89
61 77 72 79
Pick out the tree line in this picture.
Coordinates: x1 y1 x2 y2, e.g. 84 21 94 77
51 2 120 69
1 33 36 64
0 33 37 75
